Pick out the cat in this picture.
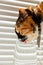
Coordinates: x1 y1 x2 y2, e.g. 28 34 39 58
15 2 43 47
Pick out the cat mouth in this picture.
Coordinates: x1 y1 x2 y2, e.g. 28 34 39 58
20 36 28 42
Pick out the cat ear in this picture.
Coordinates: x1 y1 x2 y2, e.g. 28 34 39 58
37 2 43 12
27 6 34 13
35 2 43 16
35 5 41 13
19 8 25 14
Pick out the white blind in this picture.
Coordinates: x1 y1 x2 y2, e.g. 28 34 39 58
0 0 43 65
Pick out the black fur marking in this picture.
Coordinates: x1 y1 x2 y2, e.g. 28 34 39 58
37 24 41 47
32 12 42 47
25 9 32 16
31 24 36 33
15 29 27 41
32 12 41 24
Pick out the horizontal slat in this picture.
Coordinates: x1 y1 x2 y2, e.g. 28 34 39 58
0 15 17 19
0 18 16 22
0 50 14 55
15 53 36 60
15 45 36 53
0 15 17 22
15 49 36 54
17 0 41 3
0 51 14 55
0 32 17 38
0 46 14 50
0 3 26 11
0 49 14 51
15 50 36 55
0 43 16 49
0 38 17 41
15 62 36 65
0 38 17 44
0 20 16 27
0 62 14 65
0 55 14 62
0 0 37 7
0 26 15 32
37 56 43 59
0 61 13 65
0 55 14 60
0 9 18 17
0 55 14 61
15 59 37 64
